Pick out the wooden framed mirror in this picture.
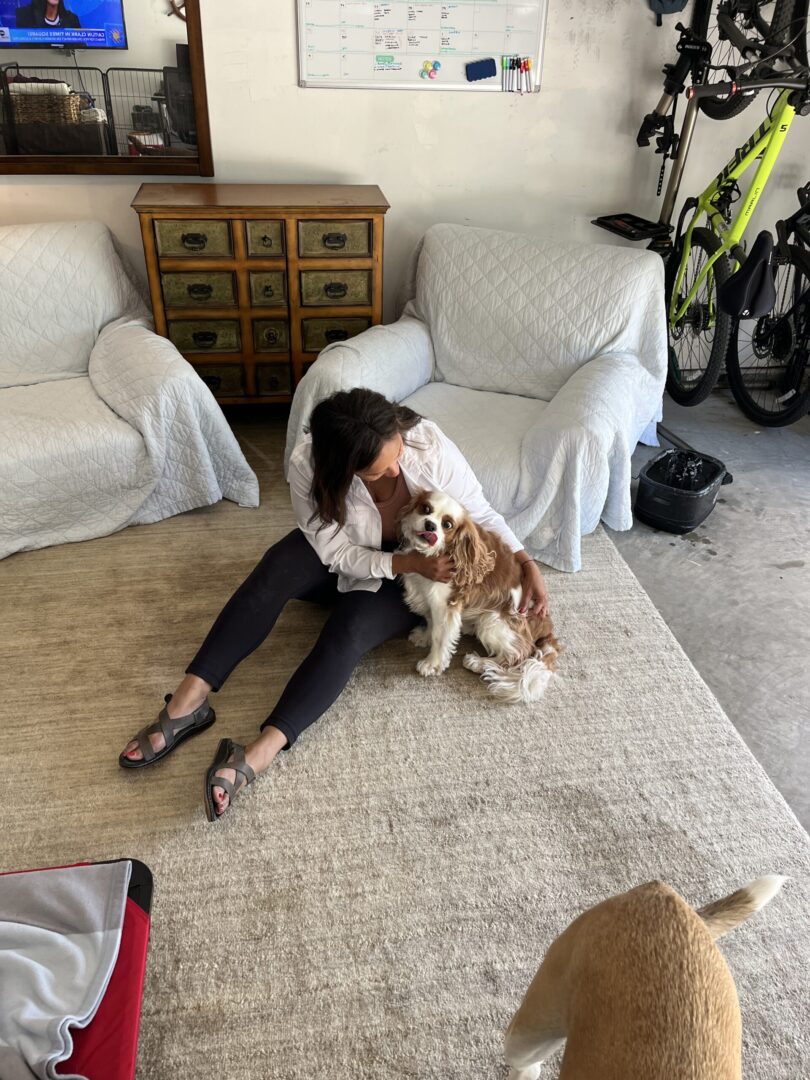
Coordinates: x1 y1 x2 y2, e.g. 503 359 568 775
0 0 213 175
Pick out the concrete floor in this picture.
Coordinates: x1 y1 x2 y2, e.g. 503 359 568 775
608 393 810 831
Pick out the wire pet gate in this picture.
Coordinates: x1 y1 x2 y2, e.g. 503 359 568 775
0 62 197 157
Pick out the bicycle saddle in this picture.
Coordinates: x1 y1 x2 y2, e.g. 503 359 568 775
718 229 776 318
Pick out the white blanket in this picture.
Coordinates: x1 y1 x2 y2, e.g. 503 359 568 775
286 224 667 572
0 222 259 560
0 861 131 1080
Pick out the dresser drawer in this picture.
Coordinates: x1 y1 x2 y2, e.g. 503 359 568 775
191 363 245 397
246 221 285 256
250 271 287 308
257 363 292 396
298 220 372 258
155 220 232 257
161 272 236 308
168 319 241 353
301 316 371 352
253 319 290 353
300 270 372 307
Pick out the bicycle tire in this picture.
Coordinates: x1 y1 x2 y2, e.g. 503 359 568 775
726 257 810 424
666 227 733 405
793 0 809 65
699 0 797 120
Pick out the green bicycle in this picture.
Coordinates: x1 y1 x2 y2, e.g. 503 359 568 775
664 70 810 404
594 2 810 405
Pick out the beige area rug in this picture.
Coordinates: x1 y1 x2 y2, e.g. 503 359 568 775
3 422 809 1079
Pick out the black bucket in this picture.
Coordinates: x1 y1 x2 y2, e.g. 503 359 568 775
635 449 726 534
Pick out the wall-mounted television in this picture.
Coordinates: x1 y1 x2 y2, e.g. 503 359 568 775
0 1 127 49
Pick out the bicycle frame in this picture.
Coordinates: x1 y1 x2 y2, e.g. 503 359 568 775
670 89 798 325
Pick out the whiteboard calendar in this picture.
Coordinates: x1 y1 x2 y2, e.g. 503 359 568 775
297 0 549 91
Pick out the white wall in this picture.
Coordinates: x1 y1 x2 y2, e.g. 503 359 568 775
1 0 807 314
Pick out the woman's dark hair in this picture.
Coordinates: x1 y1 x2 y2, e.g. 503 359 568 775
309 388 421 528
30 0 69 15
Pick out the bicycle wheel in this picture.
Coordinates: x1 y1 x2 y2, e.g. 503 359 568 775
666 228 733 405
726 256 810 424
699 0 797 120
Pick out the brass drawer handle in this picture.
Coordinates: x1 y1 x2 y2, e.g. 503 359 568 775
201 374 221 391
324 281 348 299
322 231 347 250
260 234 275 248
187 283 213 301
192 330 218 349
263 327 279 345
182 232 208 251
263 284 275 299
324 328 349 343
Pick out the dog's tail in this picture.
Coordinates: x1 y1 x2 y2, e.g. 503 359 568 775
697 875 786 940
465 641 559 704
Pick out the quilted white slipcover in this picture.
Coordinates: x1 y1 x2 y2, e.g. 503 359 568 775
0 221 259 560
285 223 666 573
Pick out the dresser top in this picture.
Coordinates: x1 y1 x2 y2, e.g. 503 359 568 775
132 183 389 212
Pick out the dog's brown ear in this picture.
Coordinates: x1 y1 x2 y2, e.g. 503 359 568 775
397 488 427 526
453 517 495 588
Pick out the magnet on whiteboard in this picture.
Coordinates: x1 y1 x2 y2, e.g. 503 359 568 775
432 61 441 70
422 61 432 71
428 69 437 79
420 69 429 78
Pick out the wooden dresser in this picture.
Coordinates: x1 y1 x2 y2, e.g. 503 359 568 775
132 183 389 404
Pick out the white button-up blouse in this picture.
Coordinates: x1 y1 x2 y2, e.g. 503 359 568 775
288 419 522 593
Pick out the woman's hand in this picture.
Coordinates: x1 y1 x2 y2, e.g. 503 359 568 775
518 559 549 618
394 552 455 583
415 553 456 583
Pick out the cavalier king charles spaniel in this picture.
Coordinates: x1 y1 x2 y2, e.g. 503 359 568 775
398 489 561 703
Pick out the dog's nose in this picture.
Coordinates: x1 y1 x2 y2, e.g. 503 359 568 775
424 519 437 533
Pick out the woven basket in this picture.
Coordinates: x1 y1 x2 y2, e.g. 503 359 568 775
10 91 82 125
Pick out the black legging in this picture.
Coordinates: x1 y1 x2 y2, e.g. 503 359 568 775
186 530 420 748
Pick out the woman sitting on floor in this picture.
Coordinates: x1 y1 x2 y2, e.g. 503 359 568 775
119 388 548 820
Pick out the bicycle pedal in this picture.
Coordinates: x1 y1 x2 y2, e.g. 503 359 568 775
592 213 673 242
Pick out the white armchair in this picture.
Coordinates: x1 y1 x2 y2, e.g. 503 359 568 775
286 223 666 572
0 220 259 560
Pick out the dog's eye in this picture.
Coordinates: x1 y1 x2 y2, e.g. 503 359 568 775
422 504 432 515
442 519 453 530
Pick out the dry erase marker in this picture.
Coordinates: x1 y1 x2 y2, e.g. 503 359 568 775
527 56 533 92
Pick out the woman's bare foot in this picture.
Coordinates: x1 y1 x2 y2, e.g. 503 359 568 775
122 675 212 762
210 726 287 816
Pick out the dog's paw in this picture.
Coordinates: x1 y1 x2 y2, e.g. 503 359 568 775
463 652 486 673
416 657 446 677
409 625 431 649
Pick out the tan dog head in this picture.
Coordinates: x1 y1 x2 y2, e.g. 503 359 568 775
399 488 495 587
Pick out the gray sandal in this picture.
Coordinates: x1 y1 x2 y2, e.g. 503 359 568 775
119 694 216 770
204 738 256 822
